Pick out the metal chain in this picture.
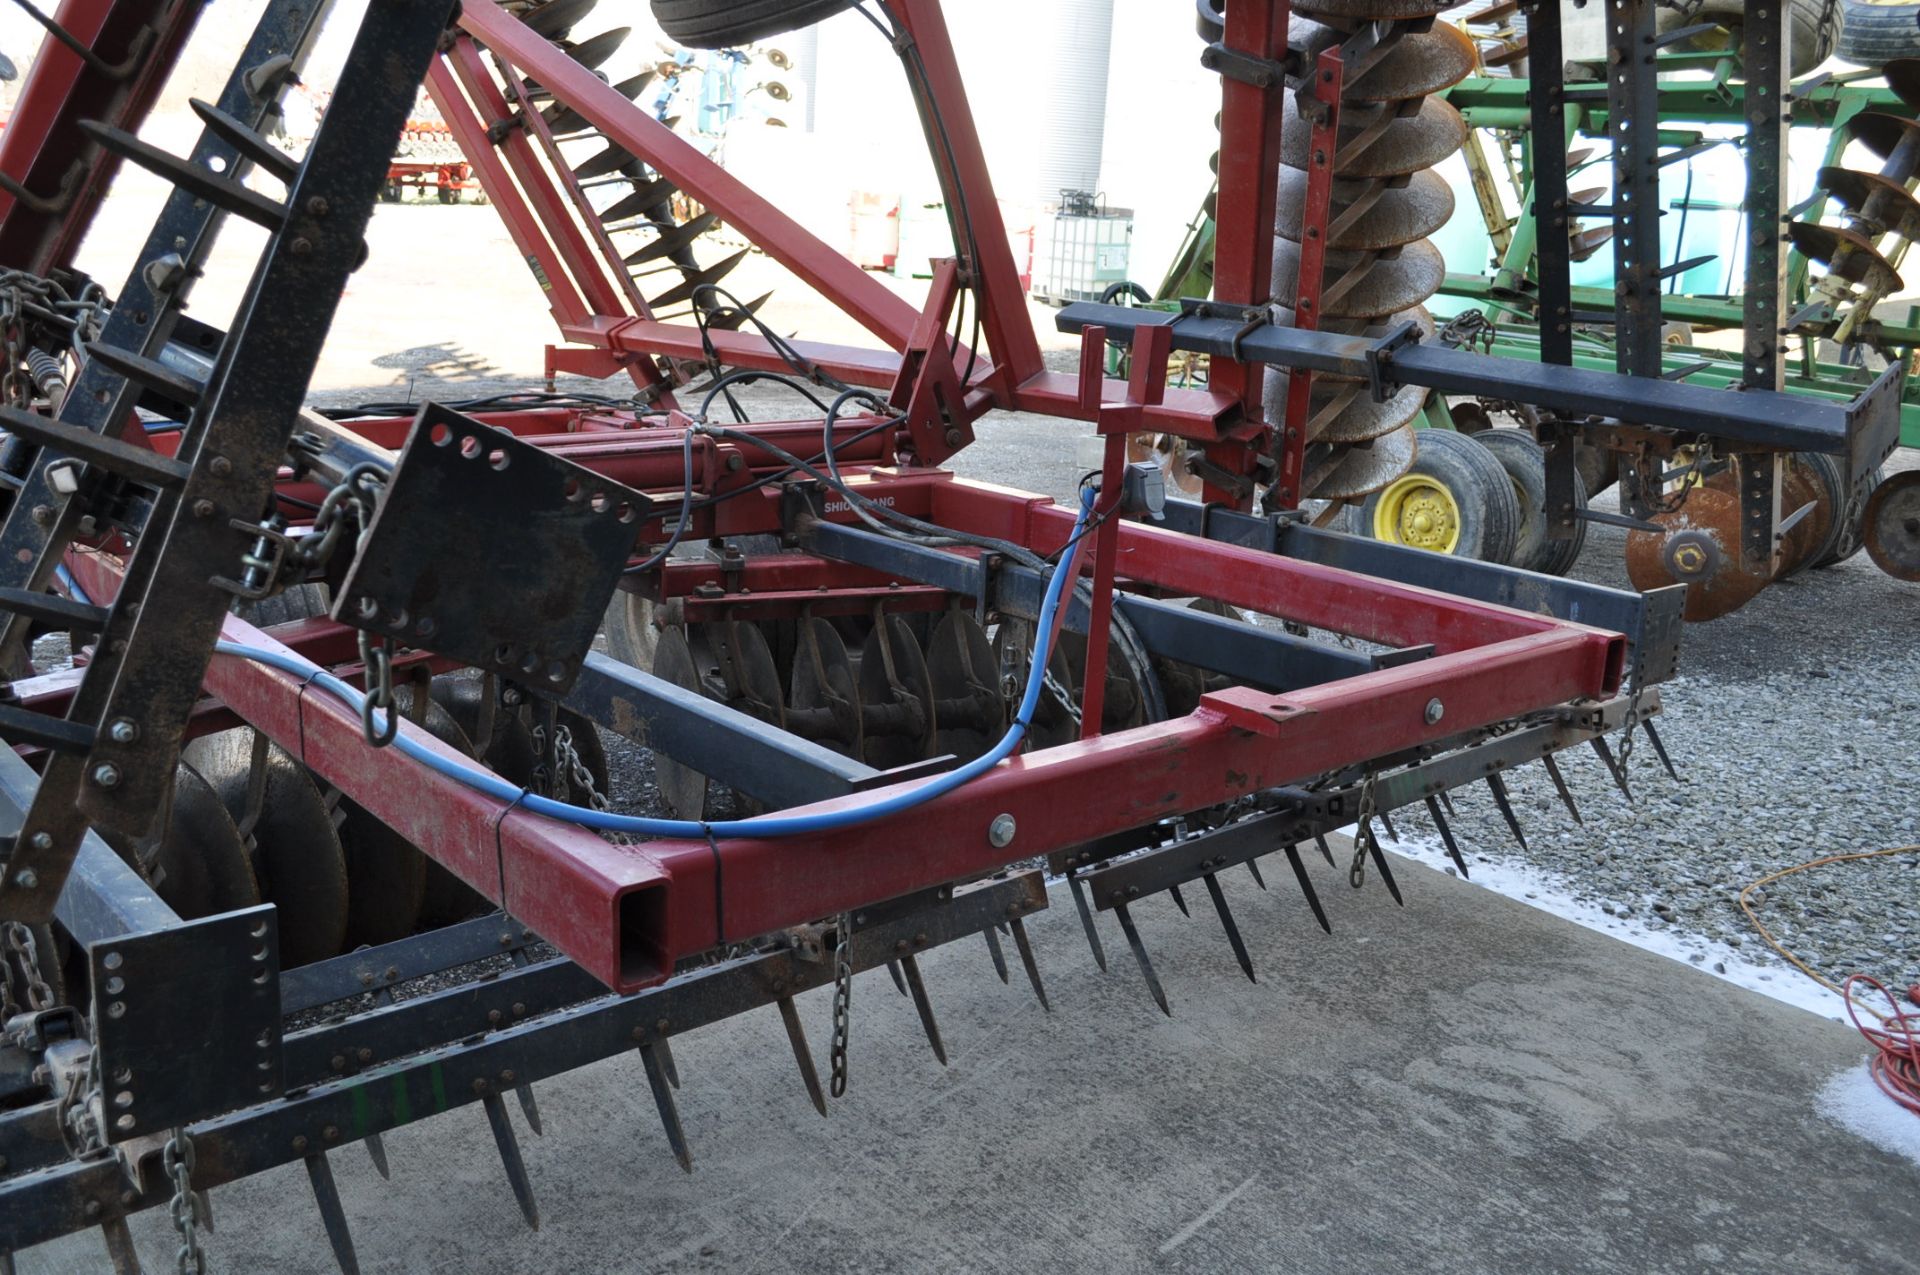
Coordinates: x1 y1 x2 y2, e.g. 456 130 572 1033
828 911 853 1099
3 921 54 1012
357 629 397 747
550 724 632 844
163 1127 207 1274
1348 772 1379 890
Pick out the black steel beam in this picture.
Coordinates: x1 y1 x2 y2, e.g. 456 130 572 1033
1151 499 1685 686
1054 303 1906 472
798 518 1385 692
554 650 879 808
1524 0 1573 365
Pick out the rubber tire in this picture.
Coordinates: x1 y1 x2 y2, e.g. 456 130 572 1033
650 0 855 48
1355 429 1522 564
1472 429 1552 571
240 582 332 628
1837 0 1920 65
1658 0 1842 73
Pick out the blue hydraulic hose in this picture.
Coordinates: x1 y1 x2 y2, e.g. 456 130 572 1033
54 564 90 605
212 487 1099 841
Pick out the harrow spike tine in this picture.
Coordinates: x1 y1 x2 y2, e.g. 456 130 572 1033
1290 844 1336 937
1424 795 1470 879
188 97 299 184
775 994 829 1117
1007 916 1050 1011
304 1152 362 1275
982 924 1011 983
1484 773 1529 851
363 1131 392 1179
1588 736 1635 804
1201 872 1257 982
77 120 288 230
514 1082 545 1135
1067 871 1109 972
573 144 639 180
886 958 910 996
1315 833 1337 869
637 1041 693 1173
1540 753 1583 824
1641 719 1680 782
1283 843 1333 934
1247 857 1268 890
1169 883 1192 918
1438 788 1457 818
1366 830 1405 908
1377 804 1400 843
897 953 948 1065
657 1036 681 1089
1113 903 1171 1016
100 1217 141 1275
481 1092 541 1229
648 247 750 310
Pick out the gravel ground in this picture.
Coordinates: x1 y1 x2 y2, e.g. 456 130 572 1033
296 364 1920 1004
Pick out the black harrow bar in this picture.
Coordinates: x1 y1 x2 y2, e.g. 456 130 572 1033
0 0 461 923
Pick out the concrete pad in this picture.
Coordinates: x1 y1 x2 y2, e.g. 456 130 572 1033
18 853 1914 1274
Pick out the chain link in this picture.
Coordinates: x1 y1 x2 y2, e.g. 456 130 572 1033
547 724 632 844
1348 772 1379 890
163 1126 207 1274
828 911 853 1099
357 629 397 747
3 921 55 1012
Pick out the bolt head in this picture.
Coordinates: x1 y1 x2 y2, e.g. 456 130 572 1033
29 504 52 525
108 718 138 744
91 763 121 788
29 831 52 851
14 869 36 889
192 498 216 518
208 455 233 477
987 813 1017 848
1424 698 1445 725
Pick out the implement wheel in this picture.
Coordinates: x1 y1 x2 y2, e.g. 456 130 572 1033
1356 429 1520 563
650 0 855 47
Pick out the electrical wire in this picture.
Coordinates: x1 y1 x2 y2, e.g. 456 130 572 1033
1739 846 1920 1117
213 487 1098 841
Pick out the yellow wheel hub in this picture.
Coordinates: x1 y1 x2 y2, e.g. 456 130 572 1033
1374 473 1462 553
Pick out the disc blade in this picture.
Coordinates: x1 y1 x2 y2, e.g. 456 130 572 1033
1292 18 1476 102
1303 422 1417 501
1863 469 1920 581
1789 221 1903 294
1276 168 1454 252
650 626 710 820
1623 486 1770 621
1280 96 1466 179
1272 236 1445 321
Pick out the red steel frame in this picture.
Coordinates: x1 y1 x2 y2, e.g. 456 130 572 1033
26 0 1626 997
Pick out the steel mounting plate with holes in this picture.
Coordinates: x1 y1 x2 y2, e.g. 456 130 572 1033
89 904 282 1140
335 403 651 693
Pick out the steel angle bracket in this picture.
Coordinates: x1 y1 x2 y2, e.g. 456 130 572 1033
1844 361 1904 481
336 403 652 692
89 904 282 1141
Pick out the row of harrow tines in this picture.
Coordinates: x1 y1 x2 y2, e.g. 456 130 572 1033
490 0 771 333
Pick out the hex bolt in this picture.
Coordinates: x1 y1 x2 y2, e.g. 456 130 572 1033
91 763 121 788
192 498 216 518
289 237 312 256
1424 698 1445 725
329 1055 346 1072
988 813 1017 848
357 1048 372 1064
17 867 42 888
291 1135 309 1153
29 504 52 525
306 195 330 217
108 718 138 744
208 455 232 477
322 1125 339 1143
30 832 52 851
